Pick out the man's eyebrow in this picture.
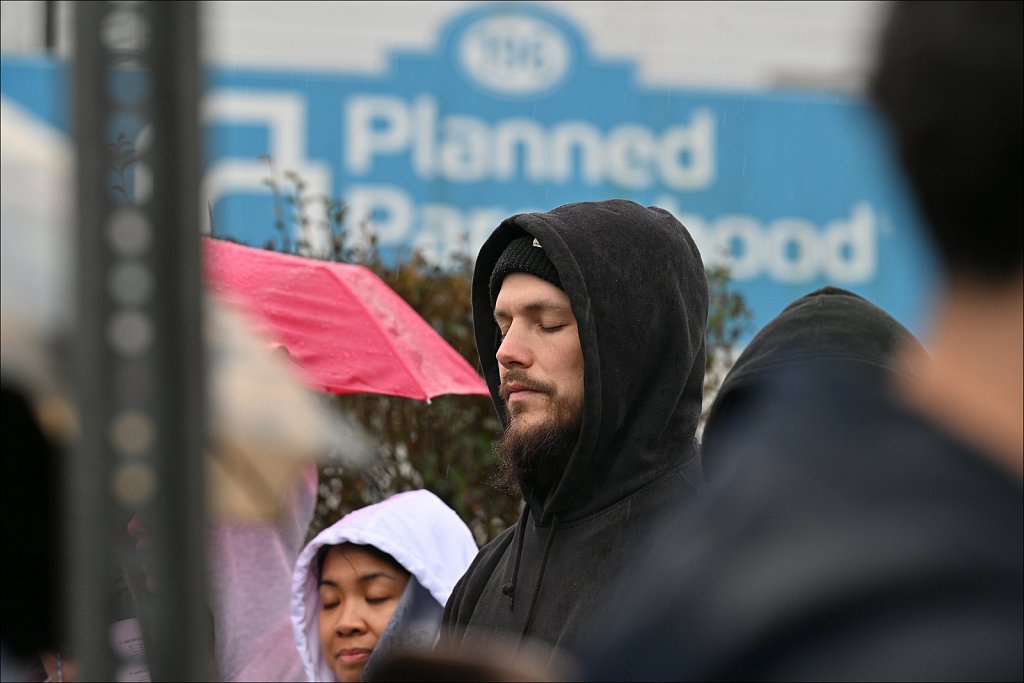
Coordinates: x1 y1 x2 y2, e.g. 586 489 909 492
494 300 572 320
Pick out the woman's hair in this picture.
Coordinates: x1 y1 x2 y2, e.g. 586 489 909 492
315 542 410 580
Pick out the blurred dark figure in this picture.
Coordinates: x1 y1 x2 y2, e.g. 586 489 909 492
699 286 929 485
369 634 577 682
1 383 64 681
581 2 1022 680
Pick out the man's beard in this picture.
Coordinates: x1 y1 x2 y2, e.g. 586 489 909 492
489 372 583 497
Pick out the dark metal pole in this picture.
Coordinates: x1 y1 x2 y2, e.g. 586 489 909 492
72 2 208 680
44 1 58 52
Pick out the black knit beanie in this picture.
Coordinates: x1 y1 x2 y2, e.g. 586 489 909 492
489 235 562 307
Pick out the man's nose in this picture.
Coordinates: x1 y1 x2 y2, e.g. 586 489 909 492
496 324 531 368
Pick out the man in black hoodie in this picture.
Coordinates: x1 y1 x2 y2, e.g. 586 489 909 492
439 199 709 660
582 3 1022 680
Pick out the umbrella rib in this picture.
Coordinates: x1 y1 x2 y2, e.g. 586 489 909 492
325 267 429 401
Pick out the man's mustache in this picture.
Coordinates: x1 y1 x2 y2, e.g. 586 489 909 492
499 369 556 402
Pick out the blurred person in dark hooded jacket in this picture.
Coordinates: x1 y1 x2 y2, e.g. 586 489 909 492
581 2 1023 680
1 383 66 682
439 198 708 663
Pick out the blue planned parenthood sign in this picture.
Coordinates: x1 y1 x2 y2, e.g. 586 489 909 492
0 2 937 340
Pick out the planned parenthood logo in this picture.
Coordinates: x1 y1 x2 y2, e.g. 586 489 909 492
0 2 936 337
457 11 574 98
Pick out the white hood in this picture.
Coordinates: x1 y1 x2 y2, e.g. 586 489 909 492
291 489 478 681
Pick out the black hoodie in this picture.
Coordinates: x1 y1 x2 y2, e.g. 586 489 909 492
440 199 709 657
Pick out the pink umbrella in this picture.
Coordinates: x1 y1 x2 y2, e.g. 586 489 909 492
202 238 488 401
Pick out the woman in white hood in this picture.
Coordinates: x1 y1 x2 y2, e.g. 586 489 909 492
291 489 478 682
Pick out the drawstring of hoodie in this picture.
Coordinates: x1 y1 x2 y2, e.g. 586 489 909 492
519 514 558 645
501 506 530 610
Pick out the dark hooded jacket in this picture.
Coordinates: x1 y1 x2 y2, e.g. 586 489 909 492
701 285 929 483
581 287 1024 681
441 199 709 657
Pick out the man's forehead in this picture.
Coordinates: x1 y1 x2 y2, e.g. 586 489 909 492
493 273 572 316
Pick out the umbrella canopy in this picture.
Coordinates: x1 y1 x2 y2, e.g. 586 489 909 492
202 238 488 401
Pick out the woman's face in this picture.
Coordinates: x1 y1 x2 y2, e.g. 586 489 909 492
317 544 410 682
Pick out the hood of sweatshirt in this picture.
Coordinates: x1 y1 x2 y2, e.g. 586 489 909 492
473 198 709 525
291 490 478 681
701 286 927 482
